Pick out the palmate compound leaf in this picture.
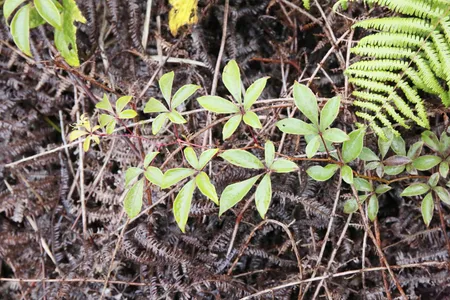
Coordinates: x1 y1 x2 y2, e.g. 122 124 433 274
173 179 196 233
144 97 169 113
198 149 219 169
124 179 144 219
219 149 264 169
223 115 242 140
255 174 272 219
167 111 187 124
219 175 261 216
197 96 239 114
244 77 269 110
162 168 196 189
195 172 218 204
276 118 317 135
96 94 114 113
222 60 242 104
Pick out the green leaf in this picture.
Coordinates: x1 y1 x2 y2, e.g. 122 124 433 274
53 0 86 66
359 147 380 161
255 174 272 218
197 96 239 114
306 135 320 158
98 114 114 128
223 115 242 140
11 4 31 56
4 0 26 22
106 120 116 135
222 60 242 103
293 82 319 126
144 97 169 113
428 173 440 187
322 128 349 143
96 94 114 113
264 141 275 167
276 118 317 135
69 129 88 141
434 186 450 205
421 192 434 227
401 183 430 197
83 136 91 152
353 178 372 192
115 96 132 114
243 111 262 129
270 159 298 173
173 179 196 233
391 135 406 156
378 128 394 159
124 179 144 219
162 168 196 189
306 164 339 181
196 172 218 204
184 147 199 169
125 167 144 187
413 155 442 171
407 141 424 159
342 127 365 163
384 165 405 176
440 161 449 178
144 166 163 187
375 184 392 195
341 165 353 184
368 195 379 221
159 71 174 105
144 152 159 169
320 96 340 131
152 113 167 135
119 109 137 119
34 0 61 28
171 84 200 108
365 161 381 171
343 197 358 214
198 149 218 169
167 111 187 124
219 175 261 216
219 149 264 169
29 6 46 28
421 131 440 152
244 77 269 110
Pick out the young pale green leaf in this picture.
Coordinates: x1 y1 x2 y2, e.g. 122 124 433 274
118 109 138 119
162 168 196 189
83 136 91 152
69 130 88 141
440 161 449 178
341 165 353 184
198 148 218 169
167 111 187 124
407 141 424 159
144 97 168 113
35 0 61 28
219 149 264 169
353 178 372 192
124 179 144 219
244 77 269 110
343 197 358 214
184 147 199 169
401 183 430 197
421 192 434 227
152 113 168 135
434 186 450 205
173 179 196 233
159 71 174 105
4 0 26 22
243 111 262 129
270 159 298 173
413 155 442 171
421 130 440 152
359 147 380 161
125 167 144 187
306 135 320 158
144 166 163 187
11 4 31 56
319 96 340 131
223 115 242 140
98 114 114 128
368 195 379 221
428 173 440 187
264 141 275 167
293 82 318 125
197 96 239 114
378 128 394 159
171 84 200 108
391 135 406 156
322 128 349 143
96 94 114 113
276 118 317 135
342 127 365 163
219 175 261 216
144 152 159 169
306 164 339 181
106 120 116 134
384 165 405 176
115 96 132 114
222 60 242 103
196 172 218 204
255 174 272 219
375 184 392 195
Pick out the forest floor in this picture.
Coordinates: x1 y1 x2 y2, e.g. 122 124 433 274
1 0 450 299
